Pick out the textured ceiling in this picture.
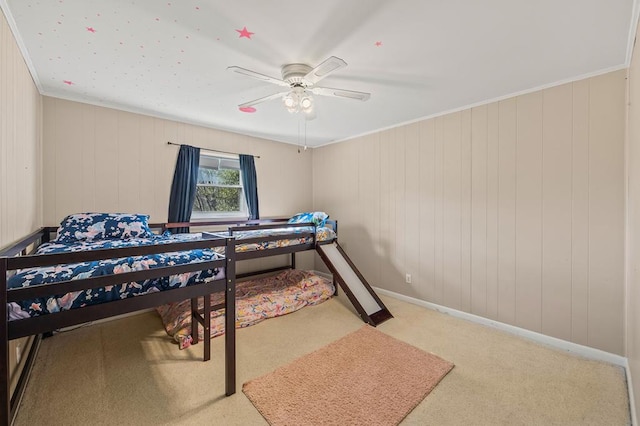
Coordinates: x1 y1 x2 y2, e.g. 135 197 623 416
2 0 637 147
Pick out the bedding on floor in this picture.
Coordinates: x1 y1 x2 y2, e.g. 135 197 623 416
157 270 335 349
7 233 224 320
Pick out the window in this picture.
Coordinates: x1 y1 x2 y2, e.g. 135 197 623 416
191 154 247 219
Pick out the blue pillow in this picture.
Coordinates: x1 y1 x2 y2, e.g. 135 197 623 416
55 213 154 243
287 212 329 227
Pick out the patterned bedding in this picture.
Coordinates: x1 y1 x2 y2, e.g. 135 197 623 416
157 270 335 349
7 233 224 321
209 226 336 254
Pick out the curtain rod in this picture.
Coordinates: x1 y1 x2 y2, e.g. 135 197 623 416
167 141 261 159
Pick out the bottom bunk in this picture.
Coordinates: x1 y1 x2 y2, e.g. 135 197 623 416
158 270 335 349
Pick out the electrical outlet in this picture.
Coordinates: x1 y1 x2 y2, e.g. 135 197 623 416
405 273 412 284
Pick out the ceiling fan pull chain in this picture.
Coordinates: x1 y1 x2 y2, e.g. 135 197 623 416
297 117 301 153
304 119 308 151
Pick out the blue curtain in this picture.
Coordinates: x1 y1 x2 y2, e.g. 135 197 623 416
168 144 200 233
239 154 260 220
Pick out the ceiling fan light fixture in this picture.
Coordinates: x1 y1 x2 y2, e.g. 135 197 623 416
282 87 314 114
230 56 370 117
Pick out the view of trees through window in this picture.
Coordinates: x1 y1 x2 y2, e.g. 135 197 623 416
193 159 244 214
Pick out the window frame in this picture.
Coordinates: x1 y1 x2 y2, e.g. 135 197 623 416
190 153 249 221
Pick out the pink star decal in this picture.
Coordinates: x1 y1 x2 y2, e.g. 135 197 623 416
239 106 256 113
375 41 383 47
236 26 254 39
86 27 96 33
63 80 74 85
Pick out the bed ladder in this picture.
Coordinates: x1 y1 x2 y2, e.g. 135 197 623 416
316 242 393 326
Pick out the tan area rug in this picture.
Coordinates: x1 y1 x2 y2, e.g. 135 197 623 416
242 325 454 425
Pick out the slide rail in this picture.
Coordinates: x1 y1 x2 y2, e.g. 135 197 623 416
316 242 392 326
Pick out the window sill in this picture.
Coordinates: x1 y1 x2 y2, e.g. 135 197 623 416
189 215 250 222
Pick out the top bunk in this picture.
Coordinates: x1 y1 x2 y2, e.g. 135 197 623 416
160 211 338 261
1 214 235 339
0 212 238 422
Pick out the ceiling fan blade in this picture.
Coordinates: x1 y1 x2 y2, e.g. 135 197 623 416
227 66 290 87
311 86 371 101
238 91 288 109
304 56 347 85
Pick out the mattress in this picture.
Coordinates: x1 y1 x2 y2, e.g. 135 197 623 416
157 269 335 349
7 233 224 320
209 226 336 253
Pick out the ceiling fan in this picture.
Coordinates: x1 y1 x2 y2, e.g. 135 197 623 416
228 56 370 115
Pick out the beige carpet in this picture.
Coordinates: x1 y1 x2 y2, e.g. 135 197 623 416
243 325 453 425
13 293 631 425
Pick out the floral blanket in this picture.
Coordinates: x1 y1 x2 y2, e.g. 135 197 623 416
157 270 335 349
7 233 224 320
208 226 336 254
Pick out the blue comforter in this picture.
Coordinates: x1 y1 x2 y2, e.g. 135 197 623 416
7 234 223 320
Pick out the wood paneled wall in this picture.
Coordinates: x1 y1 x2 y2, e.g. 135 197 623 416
0 8 41 396
0 10 41 248
314 70 626 355
626 19 640 418
42 97 314 224
42 97 316 272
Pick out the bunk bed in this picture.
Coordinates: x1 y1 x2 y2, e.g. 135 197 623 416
0 214 237 425
1 212 340 424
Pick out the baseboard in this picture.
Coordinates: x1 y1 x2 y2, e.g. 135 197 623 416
10 334 41 425
372 286 627 367
627 358 638 426
54 308 155 333
312 270 333 280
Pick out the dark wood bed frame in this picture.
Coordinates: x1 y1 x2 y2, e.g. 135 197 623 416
0 218 337 425
161 217 338 279
0 227 237 425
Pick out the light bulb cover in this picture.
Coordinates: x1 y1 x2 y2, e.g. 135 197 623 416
300 96 313 109
283 93 296 108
